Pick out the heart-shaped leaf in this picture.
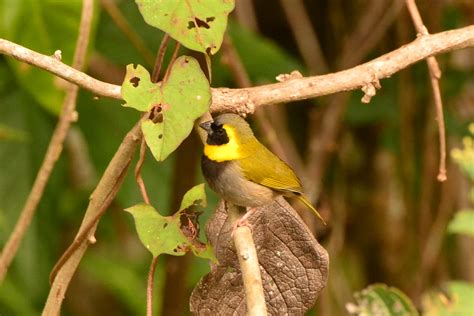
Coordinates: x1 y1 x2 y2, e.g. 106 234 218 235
121 56 210 161
135 0 234 54
125 184 216 262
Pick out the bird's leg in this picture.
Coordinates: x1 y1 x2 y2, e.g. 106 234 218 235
231 207 257 236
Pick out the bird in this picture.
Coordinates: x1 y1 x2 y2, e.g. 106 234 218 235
199 113 325 227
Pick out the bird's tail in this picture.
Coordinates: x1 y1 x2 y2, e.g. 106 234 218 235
297 195 326 225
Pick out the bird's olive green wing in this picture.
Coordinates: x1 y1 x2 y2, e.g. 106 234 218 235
239 144 303 194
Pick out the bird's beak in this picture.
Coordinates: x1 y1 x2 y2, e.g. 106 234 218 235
199 120 213 133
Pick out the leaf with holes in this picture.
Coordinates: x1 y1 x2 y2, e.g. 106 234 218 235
121 64 160 112
125 184 216 262
180 183 206 211
135 0 234 54
347 283 418 316
121 56 210 161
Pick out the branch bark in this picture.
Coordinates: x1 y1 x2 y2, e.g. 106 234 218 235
1 25 473 111
229 204 267 316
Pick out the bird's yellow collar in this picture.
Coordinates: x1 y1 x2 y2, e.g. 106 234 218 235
204 125 243 162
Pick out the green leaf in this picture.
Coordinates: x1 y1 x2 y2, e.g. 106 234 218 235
121 64 159 112
348 283 418 316
447 210 474 237
0 0 96 114
125 185 216 262
121 56 210 161
179 183 206 211
422 281 474 316
135 0 234 54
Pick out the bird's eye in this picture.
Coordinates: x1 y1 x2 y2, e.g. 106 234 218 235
217 128 225 135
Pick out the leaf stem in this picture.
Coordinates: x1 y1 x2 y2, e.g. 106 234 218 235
147 256 159 316
163 41 181 83
135 137 151 204
152 34 171 83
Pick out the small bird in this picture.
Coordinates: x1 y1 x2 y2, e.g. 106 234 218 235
199 113 325 226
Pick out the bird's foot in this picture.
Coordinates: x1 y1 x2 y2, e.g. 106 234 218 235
231 207 256 237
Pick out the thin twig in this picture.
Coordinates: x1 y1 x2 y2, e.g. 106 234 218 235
0 0 94 284
151 34 170 83
406 0 447 181
228 204 267 315
135 137 151 204
147 256 159 316
100 0 155 67
43 119 142 315
163 41 181 82
1 26 473 109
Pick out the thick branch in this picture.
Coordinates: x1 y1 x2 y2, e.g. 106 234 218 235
0 38 121 99
1 25 473 111
213 25 474 113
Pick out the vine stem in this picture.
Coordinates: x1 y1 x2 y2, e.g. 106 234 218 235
135 137 151 205
406 0 447 181
0 0 94 284
147 257 159 316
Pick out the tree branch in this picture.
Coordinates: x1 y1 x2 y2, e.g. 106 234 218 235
0 0 94 283
1 25 473 111
0 38 121 99
228 204 267 315
406 0 447 181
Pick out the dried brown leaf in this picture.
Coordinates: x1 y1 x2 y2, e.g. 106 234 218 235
190 197 329 315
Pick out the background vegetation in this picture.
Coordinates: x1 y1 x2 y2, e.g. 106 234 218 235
0 0 473 315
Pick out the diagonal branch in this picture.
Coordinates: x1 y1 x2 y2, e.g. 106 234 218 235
1 25 473 112
43 118 142 315
0 0 94 283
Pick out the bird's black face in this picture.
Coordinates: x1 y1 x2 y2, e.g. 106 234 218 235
199 121 229 145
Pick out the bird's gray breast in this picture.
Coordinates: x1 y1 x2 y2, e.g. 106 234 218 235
201 155 276 207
